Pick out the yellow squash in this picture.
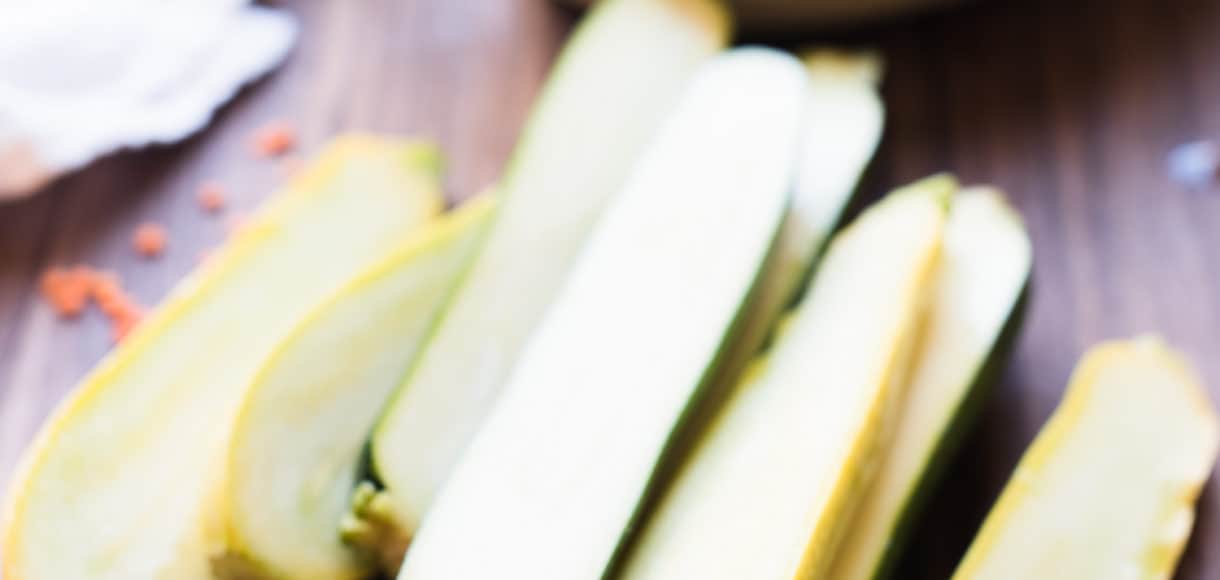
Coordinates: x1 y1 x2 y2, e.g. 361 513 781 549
211 196 496 580
1 136 443 580
952 338 1219 580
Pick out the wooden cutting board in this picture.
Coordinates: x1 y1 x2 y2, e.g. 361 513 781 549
2 0 1219 577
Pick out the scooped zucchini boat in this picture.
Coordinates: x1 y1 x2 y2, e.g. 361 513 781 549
827 187 1032 580
618 175 952 580
347 0 731 569
952 337 1219 580
209 195 496 580
1 136 445 580
396 47 806 580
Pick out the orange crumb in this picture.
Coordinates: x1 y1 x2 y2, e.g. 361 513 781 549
133 223 168 258
251 121 297 158
88 270 125 312
39 266 90 318
85 268 144 342
38 264 145 341
197 182 227 213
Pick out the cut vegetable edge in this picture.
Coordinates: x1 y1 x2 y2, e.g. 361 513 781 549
952 337 1220 580
793 177 951 579
617 175 952 580
211 195 497 580
828 187 1032 580
354 0 732 569
734 46 885 360
1 136 445 580
607 47 887 573
396 47 806 580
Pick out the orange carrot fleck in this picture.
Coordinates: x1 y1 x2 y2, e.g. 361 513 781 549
39 266 90 318
133 223 167 258
88 270 125 312
197 182 227 213
251 121 297 158
85 269 144 342
38 264 145 341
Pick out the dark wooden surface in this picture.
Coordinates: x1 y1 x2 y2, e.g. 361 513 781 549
3 0 1220 577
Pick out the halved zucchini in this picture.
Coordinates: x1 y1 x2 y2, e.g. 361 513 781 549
781 48 884 297
352 0 731 568
0 137 445 580
952 338 1219 580
209 195 496 580
396 47 805 580
827 187 1032 580
737 48 885 363
618 175 952 580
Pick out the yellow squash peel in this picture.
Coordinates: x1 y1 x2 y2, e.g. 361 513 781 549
1 136 444 580
953 337 1219 580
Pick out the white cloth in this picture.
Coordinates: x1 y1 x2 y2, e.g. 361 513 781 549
0 0 296 199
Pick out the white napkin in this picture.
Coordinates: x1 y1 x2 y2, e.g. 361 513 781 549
0 0 297 199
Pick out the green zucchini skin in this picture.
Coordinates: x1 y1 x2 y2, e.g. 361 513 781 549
605 48 885 580
345 0 732 569
870 281 1031 580
602 216 788 579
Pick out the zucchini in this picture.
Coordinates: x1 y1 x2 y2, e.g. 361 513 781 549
952 338 1220 580
618 175 952 580
603 50 885 571
827 187 1032 580
396 47 805 580
0 137 446 580
746 48 884 353
353 0 731 568
209 196 496 580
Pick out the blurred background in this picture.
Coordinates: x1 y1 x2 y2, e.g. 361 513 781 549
2 0 1220 577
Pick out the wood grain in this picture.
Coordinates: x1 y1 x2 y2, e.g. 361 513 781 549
2 0 1220 577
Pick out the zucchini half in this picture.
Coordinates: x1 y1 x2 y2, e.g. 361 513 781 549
209 196 496 580
952 338 1219 580
618 175 952 580
396 47 805 580
602 49 886 575
0 137 445 580
743 48 885 356
351 0 731 568
827 187 1032 580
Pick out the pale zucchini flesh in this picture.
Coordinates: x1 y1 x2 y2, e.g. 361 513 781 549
0 137 444 580
358 0 731 564
828 188 1032 580
735 48 885 365
396 48 805 580
952 338 1220 580
612 50 886 570
619 176 953 580
784 48 885 292
211 196 496 580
